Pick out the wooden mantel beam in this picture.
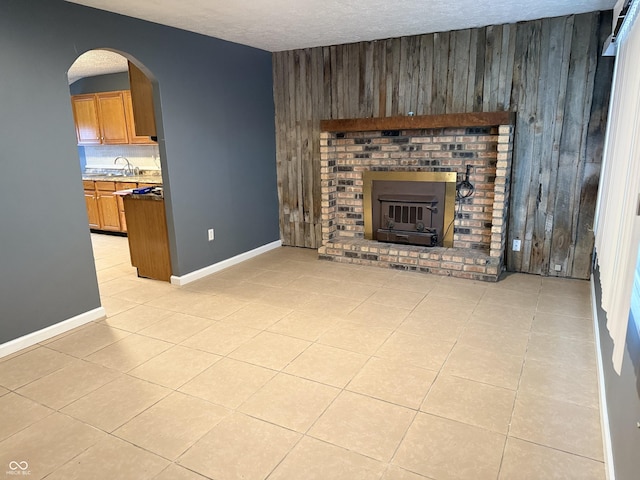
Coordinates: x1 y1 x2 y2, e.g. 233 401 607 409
320 111 515 132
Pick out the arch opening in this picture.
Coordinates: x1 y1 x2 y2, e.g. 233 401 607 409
67 49 172 283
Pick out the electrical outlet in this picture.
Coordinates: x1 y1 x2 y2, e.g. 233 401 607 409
208 228 214 241
554 264 562 272
512 239 521 252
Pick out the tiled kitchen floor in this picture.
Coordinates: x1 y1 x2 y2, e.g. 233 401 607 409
0 233 605 479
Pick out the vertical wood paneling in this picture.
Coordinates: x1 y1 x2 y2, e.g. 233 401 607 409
301 49 313 244
483 25 500 111
574 15 615 279
330 46 340 119
390 39 402 115
373 41 384 116
398 37 410 114
450 30 471 113
535 16 573 275
310 47 323 243
417 35 433 115
525 19 549 275
290 50 303 246
465 29 478 109
509 20 541 273
498 25 516 111
550 13 600 275
407 36 421 113
362 42 374 116
272 11 613 278
432 32 449 114
473 28 487 112
272 52 286 243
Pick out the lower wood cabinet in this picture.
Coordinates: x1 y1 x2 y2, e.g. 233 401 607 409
123 195 171 282
83 180 159 233
116 182 137 232
84 194 100 229
95 181 120 232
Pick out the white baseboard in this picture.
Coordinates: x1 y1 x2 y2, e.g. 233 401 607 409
590 275 616 480
0 307 106 359
170 240 282 286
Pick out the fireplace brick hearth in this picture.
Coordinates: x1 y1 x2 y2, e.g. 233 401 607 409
318 113 515 282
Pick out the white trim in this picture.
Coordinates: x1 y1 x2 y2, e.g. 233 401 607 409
591 276 616 480
0 307 106 359
170 240 283 286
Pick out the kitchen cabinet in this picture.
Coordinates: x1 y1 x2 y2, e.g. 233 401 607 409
96 92 129 144
123 195 171 281
72 95 101 145
83 179 161 233
123 91 155 144
83 180 100 228
71 92 129 145
83 180 122 232
116 182 137 232
95 181 121 232
128 61 157 137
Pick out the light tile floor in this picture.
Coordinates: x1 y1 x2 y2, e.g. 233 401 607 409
0 233 605 479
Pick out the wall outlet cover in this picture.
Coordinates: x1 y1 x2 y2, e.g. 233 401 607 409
512 239 521 251
208 228 214 241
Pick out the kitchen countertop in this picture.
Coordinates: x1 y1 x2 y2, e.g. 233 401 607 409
82 174 163 184
128 193 164 201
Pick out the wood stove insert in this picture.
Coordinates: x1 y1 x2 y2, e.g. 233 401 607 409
376 193 440 246
363 171 456 248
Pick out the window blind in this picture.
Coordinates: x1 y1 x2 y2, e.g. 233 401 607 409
594 0 640 374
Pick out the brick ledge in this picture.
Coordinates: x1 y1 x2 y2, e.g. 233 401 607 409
318 237 501 282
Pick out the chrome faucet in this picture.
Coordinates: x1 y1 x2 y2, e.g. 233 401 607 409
114 156 138 176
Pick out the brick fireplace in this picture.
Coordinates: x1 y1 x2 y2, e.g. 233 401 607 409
318 112 515 282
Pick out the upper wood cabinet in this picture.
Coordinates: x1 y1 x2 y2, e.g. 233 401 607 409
72 94 101 145
123 91 155 144
71 91 129 145
71 90 156 145
128 61 157 137
96 92 129 144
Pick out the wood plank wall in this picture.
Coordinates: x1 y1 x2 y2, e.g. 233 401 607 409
272 11 613 278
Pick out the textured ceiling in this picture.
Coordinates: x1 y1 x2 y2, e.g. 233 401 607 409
67 50 128 84
66 0 616 82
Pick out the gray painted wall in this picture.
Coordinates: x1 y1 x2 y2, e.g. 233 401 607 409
593 267 640 479
0 0 279 343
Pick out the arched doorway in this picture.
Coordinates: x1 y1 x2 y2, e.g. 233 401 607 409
67 49 169 286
